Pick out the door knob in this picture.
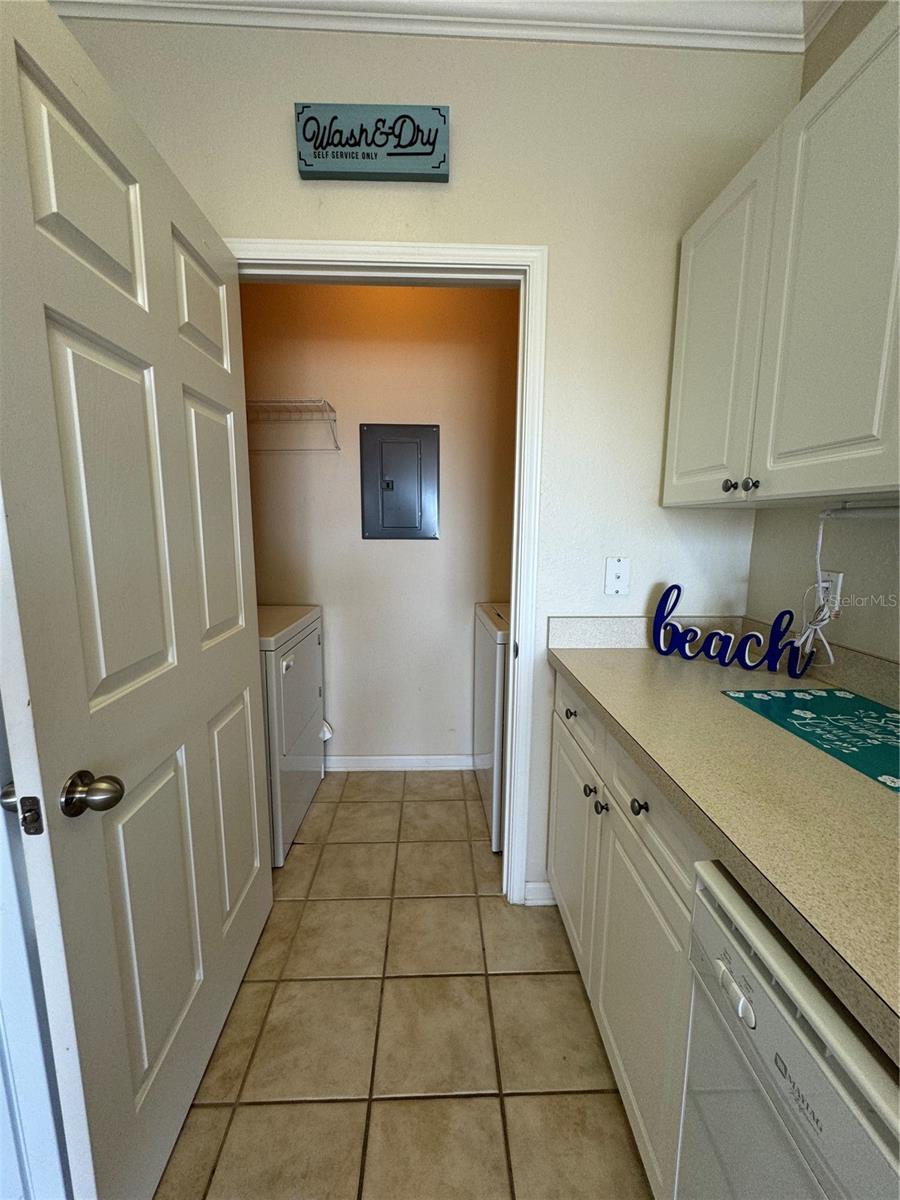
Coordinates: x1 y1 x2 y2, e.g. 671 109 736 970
1 783 16 814
593 798 609 815
630 797 649 816
564 707 577 720
583 783 597 797
60 770 125 818
741 477 760 492
721 478 739 493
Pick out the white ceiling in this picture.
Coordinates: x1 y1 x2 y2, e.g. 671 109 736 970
53 0 842 52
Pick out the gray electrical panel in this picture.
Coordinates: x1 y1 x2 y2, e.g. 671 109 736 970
360 423 439 540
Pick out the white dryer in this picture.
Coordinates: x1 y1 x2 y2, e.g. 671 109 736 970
258 606 324 867
473 602 509 853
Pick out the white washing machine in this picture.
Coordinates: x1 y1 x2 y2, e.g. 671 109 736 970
473 602 509 854
258 605 324 867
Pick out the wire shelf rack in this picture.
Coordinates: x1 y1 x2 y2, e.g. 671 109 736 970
246 399 340 451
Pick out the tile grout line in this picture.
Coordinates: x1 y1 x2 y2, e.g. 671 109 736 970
470 834 518 1200
353 770 405 1200
199 783 338 1199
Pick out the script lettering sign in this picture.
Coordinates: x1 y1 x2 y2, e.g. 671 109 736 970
652 583 815 680
295 104 450 182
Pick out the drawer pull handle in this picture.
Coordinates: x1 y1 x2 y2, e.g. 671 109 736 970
593 798 609 815
564 707 577 720
630 797 649 817
583 784 597 797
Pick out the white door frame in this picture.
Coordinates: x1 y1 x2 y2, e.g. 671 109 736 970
227 239 547 904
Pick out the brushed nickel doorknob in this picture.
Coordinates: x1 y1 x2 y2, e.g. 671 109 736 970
1 783 17 814
60 770 125 818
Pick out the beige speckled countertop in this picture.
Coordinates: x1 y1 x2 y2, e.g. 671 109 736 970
549 647 900 1065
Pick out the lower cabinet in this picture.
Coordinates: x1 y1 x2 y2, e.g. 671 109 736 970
589 795 692 1200
548 689 702 1200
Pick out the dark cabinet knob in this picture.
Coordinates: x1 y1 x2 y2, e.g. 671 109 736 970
741 477 760 492
583 784 597 797
564 707 577 720
594 798 609 815
721 478 739 493
630 797 649 817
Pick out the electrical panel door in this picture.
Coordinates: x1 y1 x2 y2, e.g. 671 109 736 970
360 423 440 539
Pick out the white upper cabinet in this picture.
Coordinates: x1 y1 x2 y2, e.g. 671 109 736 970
751 10 899 500
663 4 899 507
662 134 779 505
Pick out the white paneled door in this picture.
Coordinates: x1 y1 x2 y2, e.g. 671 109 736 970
0 4 270 1198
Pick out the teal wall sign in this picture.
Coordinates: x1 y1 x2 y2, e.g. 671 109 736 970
295 104 450 182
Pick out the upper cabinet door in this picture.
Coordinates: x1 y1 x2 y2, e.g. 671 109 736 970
662 134 779 505
751 7 899 501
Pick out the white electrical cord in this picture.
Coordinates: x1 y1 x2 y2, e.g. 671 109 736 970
796 513 835 665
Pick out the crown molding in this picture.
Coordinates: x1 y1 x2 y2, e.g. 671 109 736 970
52 0 839 53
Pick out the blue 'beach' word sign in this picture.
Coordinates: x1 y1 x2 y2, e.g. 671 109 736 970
295 104 450 182
652 583 815 679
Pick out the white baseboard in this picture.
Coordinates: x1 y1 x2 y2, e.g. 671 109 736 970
523 881 556 906
326 755 475 772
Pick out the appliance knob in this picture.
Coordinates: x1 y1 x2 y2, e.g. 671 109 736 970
630 797 649 817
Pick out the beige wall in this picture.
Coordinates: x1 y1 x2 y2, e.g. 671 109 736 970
241 281 518 759
745 0 899 666
746 510 899 661
66 16 800 880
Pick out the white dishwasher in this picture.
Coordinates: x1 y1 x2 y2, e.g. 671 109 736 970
677 861 899 1200
473 602 509 853
259 606 324 868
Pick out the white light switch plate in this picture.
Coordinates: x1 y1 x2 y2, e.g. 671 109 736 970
604 556 631 596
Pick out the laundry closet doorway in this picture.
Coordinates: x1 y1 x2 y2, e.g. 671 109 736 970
231 241 548 904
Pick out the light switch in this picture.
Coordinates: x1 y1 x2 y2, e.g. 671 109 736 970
604 556 631 596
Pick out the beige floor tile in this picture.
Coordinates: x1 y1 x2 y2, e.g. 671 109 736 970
403 770 465 799
394 841 475 897
490 974 615 1092
206 1102 366 1200
362 1098 510 1200
328 801 401 843
309 842 396 898
471 841 503 895
154 1106 230 1200
400 800 468 841
373 976 497 1096
294 801 336 843
479 896 576 973
244 900 304 981
467 800 490 839
283 899 390 978
505 1094 652 1200
462 770 481 801
242 979 380 1100
273 843 321 899
194 982 273 1103
386 897 483 975
343 770 404 800
314 771 347 801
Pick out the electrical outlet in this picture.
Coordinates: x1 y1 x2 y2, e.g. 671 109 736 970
604 556 631 596
820 570 844 614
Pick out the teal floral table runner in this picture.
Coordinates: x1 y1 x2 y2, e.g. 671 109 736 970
722 688 900 792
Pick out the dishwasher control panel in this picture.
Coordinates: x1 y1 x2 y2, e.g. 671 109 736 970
690 870 899 1200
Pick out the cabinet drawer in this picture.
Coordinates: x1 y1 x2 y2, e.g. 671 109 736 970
554 673 606 776
606 736 709 909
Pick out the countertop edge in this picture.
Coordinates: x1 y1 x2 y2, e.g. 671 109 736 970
548 648 900 1067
